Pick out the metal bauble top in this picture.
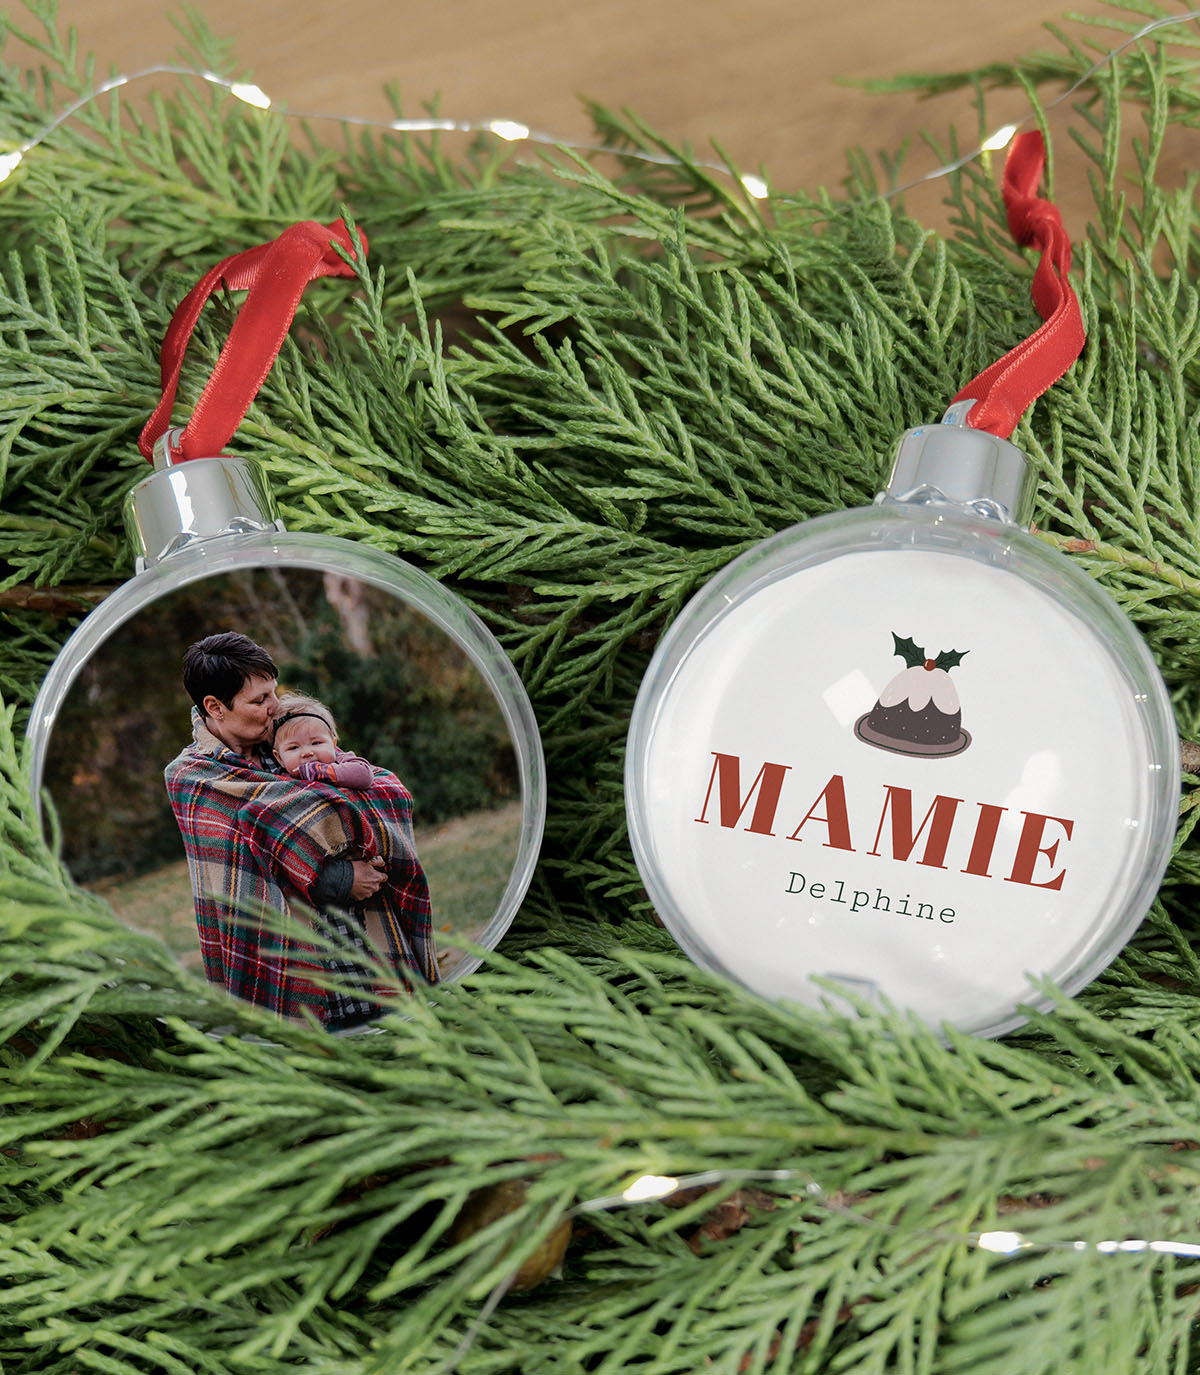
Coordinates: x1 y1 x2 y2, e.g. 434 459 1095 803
881 400 1036 526
123 435 284 571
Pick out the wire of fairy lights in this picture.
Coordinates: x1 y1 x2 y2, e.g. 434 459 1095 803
0 9 1198 200
585 1167 1200 1259
438 1166 1200 1372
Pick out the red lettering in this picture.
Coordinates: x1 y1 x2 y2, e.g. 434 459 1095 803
962 802 1007 877
1005 811 1074 890
787 775 854 851
694 753 791 836
868 786 963 869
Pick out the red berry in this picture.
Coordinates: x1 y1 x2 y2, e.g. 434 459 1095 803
923 659 936 671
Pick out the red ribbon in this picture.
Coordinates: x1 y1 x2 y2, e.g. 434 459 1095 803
952 131 1084 439
138 219 368 462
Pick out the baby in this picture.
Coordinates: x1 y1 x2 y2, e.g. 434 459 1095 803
269 692 438 1016
272 695 376 793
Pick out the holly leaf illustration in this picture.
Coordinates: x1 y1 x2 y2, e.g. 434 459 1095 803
891 633 926 667
935 648 968 670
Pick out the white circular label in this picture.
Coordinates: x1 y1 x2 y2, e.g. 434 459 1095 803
638 546 1156 1033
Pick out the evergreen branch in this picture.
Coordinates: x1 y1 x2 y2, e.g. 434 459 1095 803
1037 530 1200 597
3 4 1200 1372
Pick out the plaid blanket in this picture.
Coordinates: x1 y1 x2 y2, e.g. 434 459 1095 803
164 713 436 1023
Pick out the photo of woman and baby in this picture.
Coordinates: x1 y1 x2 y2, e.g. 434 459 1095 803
40 567 524 1030
166 632 437 1031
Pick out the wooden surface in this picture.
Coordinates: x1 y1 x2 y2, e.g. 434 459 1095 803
24 1 1103 209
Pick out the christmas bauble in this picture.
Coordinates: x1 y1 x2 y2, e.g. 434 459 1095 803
28 450 546 1023
625 411 1178 1038
25 220 546 1028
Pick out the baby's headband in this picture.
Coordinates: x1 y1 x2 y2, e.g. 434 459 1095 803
271 708 333 742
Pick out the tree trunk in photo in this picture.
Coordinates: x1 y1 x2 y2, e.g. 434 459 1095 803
324 572 375 658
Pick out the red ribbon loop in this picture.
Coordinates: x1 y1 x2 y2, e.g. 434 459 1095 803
139 218 367 462
952 131 1084 439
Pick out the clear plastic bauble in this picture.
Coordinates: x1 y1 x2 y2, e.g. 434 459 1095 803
625 412 1179 1038
28 453 545 1010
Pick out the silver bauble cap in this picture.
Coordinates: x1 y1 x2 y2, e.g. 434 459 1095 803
880 400 1036 526
123 433 285 570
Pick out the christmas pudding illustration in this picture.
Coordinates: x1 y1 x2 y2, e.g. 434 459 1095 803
854 633 972 758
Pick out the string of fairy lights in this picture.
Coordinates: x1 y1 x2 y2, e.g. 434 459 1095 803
594 1167 1200 1259
439 1164 1200 1371
5 6 1200 1325
0 8 1198 201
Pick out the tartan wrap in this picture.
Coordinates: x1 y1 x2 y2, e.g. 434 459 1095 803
164 716 437 1022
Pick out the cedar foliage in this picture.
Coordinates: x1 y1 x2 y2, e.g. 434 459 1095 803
3 2 1200 1371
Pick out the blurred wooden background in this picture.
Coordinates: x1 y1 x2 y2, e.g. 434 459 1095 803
19 1 1142 221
